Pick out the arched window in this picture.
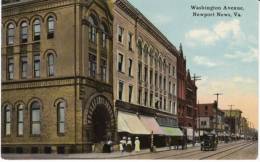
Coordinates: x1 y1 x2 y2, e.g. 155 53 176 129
7 23 15 45
20 22 28 43
88 16 97 43
33 19 41 41
31 101 41 135
57 101 65 134
4 105 11 136
17 104 24 136
47 54 54 77
47 16 54 39
100 23 107 48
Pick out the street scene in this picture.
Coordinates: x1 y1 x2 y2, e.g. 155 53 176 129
1 0 258 160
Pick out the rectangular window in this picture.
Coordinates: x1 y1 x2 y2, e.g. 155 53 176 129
5 108 11 136
32 109 40 135
173 83 176 95
159 75 162 89
18 108 24 136
118 26 124 43
138 62 142 82
119 81 124 100
138 88 142 105
150 69 153 85
118 53 124 72
169 81 172 94
58 104 65 134
144 66 148 83
128 59 132 76
33 55 40 78
160 96 162 109
100 59 107 82
163 77 166 90
164 98 166 110
169 64 171 74
102 32 106 48
173 66 175 76
128 32 132 51
155 72 158 87
89 54 97 78
144 91 148 106
128 85 133 103
150 93 153 107
7 57 14 80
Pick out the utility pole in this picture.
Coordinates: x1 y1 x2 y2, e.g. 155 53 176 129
228 104 234 140
213 93 223 136
192 74 201 144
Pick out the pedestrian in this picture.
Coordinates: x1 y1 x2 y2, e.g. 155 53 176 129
134 137 140 152
119 137 126 152
126 137 132 152
107 138 113 153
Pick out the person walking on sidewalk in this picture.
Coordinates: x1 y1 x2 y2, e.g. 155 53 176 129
134 137 140 152
126 137 132 152
120 137 126 152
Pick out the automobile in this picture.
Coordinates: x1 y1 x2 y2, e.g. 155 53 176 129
201 133 218 151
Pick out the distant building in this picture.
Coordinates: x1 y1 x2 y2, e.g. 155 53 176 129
197 102 217 133
223 109 242 138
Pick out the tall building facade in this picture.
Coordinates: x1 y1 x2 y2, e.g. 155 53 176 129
113 0 181 148
1 0 116 153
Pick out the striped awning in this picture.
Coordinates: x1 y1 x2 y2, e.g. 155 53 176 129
161 127 184 136
139 116 164 135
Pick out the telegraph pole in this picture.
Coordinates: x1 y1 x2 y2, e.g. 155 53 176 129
192 74 201 144
228 104 234 140
213 93 223 136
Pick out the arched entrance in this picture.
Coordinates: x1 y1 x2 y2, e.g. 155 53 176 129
83 95 116 152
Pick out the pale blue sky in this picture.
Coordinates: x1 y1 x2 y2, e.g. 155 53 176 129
128 0 258 127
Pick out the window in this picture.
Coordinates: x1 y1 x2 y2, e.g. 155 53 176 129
100 24 107 48
47 54 54 77
155 72 158 87
7 23 15 45
159 75 162 89
173 102 176 114
118 53 123 72
4 105 11 136
128 59 132 76
89 54 96 78
160 96 162 109
17 105 24 136
88 16 97 43
31 101 41 135
137 40 142 55
164 98 166 110
144 66 148 82
128 32 133 51
7 57 14 80
173 83 176 95
150 69 153 85
169 101 172 112
33 55 40 78
138 62 142 82
169 82 172 93
173 66 175 76
128 85 133 103
21 56 27 79
20 22 28 43
33 19 41 41
138 88 142 104
57 102 65 134
100 59 107 82
47 16 55 39
150 93 153 107
163 77 166 90
168 64 171 74
118 26 124 43
119 81 124 100
144 91 148 106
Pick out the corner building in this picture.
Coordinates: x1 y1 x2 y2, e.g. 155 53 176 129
113 0 182 148
1 0 116 153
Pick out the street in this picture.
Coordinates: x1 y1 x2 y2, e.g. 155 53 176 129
2 140 257 160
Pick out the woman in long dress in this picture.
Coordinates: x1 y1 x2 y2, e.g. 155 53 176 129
134 137 140 152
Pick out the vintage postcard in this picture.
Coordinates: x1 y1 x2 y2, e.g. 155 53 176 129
1 0 258 160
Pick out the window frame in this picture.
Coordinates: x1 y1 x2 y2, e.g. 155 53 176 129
20 56 27 79
47 16 55 39
33 54 40 78
7 23 15 45
17 104 24 136
20 22 28 43
118 80 124 100
4 105 11 136
47 54 55 77
33 19 41 41
89 53 97 78
57 101 65 135
7 57 14 80
31 101 41 136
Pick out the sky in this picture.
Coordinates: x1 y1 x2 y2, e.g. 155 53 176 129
128 0 258 128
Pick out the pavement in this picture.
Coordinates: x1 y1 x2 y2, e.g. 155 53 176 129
2 143 201 159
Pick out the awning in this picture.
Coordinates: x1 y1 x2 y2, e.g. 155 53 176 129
118 111 150 135
161 127 183 136
139 116 164 135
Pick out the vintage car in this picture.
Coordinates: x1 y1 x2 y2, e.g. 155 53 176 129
201 133 218 151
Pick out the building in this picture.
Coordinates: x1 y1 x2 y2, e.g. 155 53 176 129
113 0 182 148
197 102 217 134
223 109 242 139
1 0 185 153
1 0 116 153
